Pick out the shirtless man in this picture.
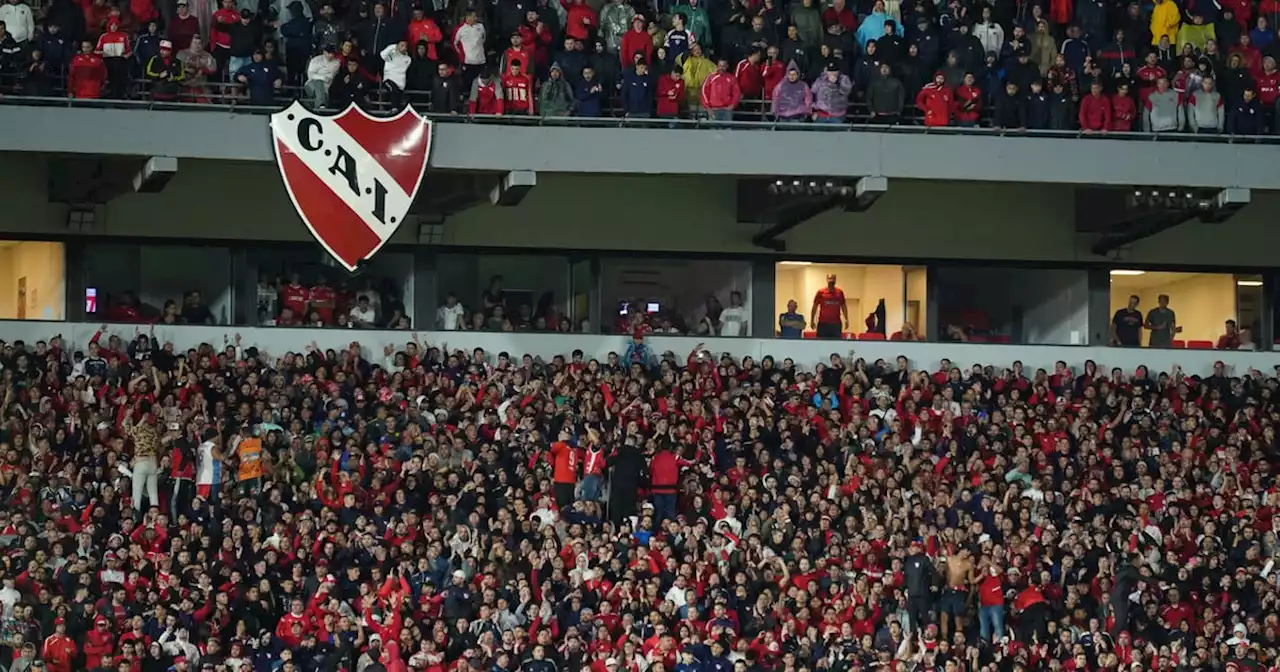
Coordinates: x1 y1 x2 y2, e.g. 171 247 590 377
941 546 977 639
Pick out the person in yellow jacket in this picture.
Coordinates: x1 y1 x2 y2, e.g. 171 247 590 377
1150 0 1181 46
679 42 716 114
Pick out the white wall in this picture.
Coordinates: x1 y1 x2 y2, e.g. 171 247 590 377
1 321 1273 379
936 268 1089 345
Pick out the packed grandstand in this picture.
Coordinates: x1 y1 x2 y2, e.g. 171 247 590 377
1 0 1279 131
0 318 1276 672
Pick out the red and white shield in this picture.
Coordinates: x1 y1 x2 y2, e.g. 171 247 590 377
270 101 432 271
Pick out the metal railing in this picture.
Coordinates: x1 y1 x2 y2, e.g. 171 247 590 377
1 72 1277 144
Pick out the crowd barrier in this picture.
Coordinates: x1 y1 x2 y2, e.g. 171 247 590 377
2 74 1278 141
3 320 1275 377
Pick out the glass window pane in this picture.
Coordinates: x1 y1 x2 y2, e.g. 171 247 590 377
936 267 1087 345
436 254 570 332
245 248 413 328
600 259 753 336
774 262 904 339
1108 270 1241 348
85 244 232 325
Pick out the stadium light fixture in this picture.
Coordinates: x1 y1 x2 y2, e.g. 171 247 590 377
1109 270 1146 276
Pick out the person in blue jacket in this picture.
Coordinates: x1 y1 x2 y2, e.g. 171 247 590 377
236 49 282 105
621 58 654 116
575 65 604 116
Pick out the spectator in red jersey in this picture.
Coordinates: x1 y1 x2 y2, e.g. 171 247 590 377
656 65 685 117
1217 318 1242 348
565 0 597 42
822 0 856 32
734 48 764 100
500 30 532 75
209 0 238 76
1078 80 1112 131
279 273 310 321
1256 55 1280 127
1136 51 1166 104
952 71 981 126
701 58 741 120
309 277 336 324
68 39 107 98
761 44 784 101
166 0 200 51
406 6 442 61
1111 82 1138 129
810 273 848 337
619 15 652 67
502 60 535 114
916 71 953 126
95 17 130 97
468 67 504 114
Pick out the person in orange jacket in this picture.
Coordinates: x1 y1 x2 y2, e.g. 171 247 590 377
42 618 78 672
916 71 954 126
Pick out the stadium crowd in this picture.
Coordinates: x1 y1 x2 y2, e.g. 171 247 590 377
0 0 1279 129
0 323 1278 672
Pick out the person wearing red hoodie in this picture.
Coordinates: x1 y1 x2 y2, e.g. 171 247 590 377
952 72 982 126
620 15 652 66
735 49 764 101
42 618 77 672
657 67 685 117
1078 81 1112 131
915 71 953 126
84 617 116 670
406 6 443 60
701 58 742 120
564 0 597 42
95 18 130 98
1111 83 1138 130
649 441 699 524
68 39 107 98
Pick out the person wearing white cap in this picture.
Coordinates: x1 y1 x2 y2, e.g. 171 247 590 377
145 38 185 100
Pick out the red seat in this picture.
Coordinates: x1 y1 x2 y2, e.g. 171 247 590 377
1187 340 1214 349
989 334 1011 343
1171 340 1186 348
802 331 816 339
889 331 903 340
858 332 886 340
968 335 988 343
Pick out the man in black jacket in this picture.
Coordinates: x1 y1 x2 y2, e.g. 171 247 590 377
607 435 645 524
904 539 938 633
430 61 465 112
